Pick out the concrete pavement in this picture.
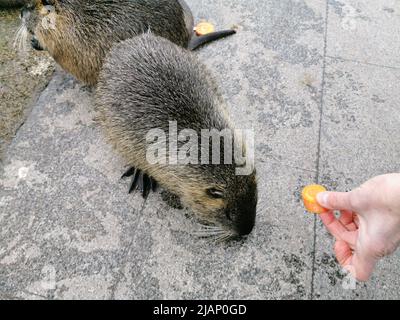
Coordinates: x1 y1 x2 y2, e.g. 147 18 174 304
1 0 399 299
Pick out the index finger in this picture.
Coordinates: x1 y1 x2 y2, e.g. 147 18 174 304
334 240 353 267
319 212 357 246
339 210 358 232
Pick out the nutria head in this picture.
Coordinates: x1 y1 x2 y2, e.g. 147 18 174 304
20 0 101 84
175 164 258 238
132 148 258 240
21 1 58 43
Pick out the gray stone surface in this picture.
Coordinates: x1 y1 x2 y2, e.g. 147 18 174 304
327 0 400 67
313 58 400 299
0 0 399 299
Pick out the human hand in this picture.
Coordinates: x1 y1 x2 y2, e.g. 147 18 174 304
316 174 400 281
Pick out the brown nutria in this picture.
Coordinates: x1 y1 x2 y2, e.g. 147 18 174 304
96 33 258 238
19 0 236 86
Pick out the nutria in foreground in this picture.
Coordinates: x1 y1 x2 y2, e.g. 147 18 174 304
96 34 257 238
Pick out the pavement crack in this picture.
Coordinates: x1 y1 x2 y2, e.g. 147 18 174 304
310 0 330 301
326 55 400 71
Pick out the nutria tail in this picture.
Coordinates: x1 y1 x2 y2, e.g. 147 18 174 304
188 29 236 51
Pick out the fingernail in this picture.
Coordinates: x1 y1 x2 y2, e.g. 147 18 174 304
317 192 329 206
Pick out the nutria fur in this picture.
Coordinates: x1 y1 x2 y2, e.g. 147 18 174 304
0 0 26 8
96 34 257 238
20 0 235 86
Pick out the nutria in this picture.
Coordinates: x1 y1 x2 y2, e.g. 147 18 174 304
96 33 257 238
19 0 236 85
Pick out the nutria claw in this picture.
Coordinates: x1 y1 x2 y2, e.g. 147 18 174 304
122 167 158 199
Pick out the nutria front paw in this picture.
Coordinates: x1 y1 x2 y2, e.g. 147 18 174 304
121 167 158 199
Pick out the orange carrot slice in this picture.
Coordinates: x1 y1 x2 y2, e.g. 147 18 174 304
302 185 329 214
194 22 215 36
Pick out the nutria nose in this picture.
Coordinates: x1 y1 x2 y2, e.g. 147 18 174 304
235 207 256 236
236 218 255 236
20 8 29 20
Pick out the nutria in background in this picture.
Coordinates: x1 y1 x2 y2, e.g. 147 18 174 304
18 0 235 85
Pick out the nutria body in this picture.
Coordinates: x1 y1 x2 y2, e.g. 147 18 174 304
20 0 235 86
96 34 257 238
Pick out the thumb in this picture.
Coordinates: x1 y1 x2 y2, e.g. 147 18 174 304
317 191 355 211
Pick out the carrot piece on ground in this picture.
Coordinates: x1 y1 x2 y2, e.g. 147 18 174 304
194 22 215 36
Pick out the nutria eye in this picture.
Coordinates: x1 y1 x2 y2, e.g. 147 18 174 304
42 0 54 5
207 188 224 199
